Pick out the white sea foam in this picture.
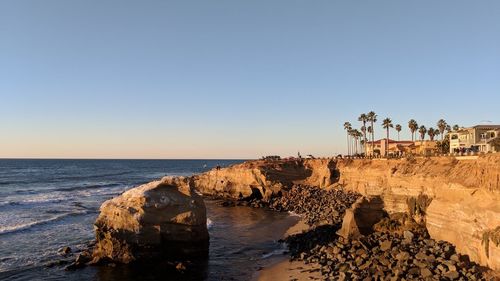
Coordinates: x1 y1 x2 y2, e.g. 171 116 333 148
261 243 287 259
206 218 214 229
0 211 86 235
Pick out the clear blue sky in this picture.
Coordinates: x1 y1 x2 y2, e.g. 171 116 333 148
1 1 499 158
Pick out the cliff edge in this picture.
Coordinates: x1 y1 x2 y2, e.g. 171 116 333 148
334 155 500 270
193 155 500 270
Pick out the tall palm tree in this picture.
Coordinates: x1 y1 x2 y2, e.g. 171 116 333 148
356 130 363 154
445 125 451 134
437 119 447 141
427 128 436 141
349 129 355 155
367 126 373 155
352 129 362 155
452 124 460 131
408 119 418 141
382 118 393 156
358 114 368 154
367 111 377 155
395 124 402 141
343 122 352 156
418 126 427 141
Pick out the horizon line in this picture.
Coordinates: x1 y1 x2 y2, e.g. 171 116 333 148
0 157 254 161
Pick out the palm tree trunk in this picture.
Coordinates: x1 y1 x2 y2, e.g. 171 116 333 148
346 133 350 156
386 128 389 157
363 121 367 155
371 121 374 156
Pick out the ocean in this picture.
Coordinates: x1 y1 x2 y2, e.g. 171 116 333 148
0 159 297 281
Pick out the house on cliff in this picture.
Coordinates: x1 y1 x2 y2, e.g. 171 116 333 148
449 125 500 154
365 139 439 157
365 139 414 157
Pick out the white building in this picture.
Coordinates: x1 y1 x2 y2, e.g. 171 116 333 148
449 125 500 153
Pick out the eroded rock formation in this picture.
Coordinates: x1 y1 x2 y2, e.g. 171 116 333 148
194 155 500 270
91 176 209 264
336 196 386 240
333 155 500 270
192 158 337 201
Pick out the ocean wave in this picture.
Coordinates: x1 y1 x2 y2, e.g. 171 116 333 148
44 171 133 181
0 211 87 235
0 171 132 186
52 183 121 193
1 184 126 208
0 201 21 208
261 244 288 259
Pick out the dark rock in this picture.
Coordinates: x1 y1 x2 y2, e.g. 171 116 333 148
408 267 420 276
58 246 72 255
46 259 71 268
75 251 92 265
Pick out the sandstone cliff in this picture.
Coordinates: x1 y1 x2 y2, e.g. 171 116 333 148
333 155 500 270
91 177 209 264
192 158 337 201
193 155 500 270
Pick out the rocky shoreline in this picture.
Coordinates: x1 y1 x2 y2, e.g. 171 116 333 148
218 184 496 280
57 156 499 280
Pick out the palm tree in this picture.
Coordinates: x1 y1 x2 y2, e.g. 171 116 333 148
408 119 418 141
352 129 362 155
367 126 373 155
445 125 451 134
382 118 393 156
356 130 363 154
343 122 352 156
428 128 436 141
418 126 427 141
358 114 368 154
437 119 447 141
349 129 355 155
395 124 402 141
367 111 377 155
452 124 460 131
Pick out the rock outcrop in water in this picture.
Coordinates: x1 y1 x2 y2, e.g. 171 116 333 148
91 177 209 264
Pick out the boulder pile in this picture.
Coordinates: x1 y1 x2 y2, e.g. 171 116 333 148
286 229 489 280
283 213 493 280
269 184 360 225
